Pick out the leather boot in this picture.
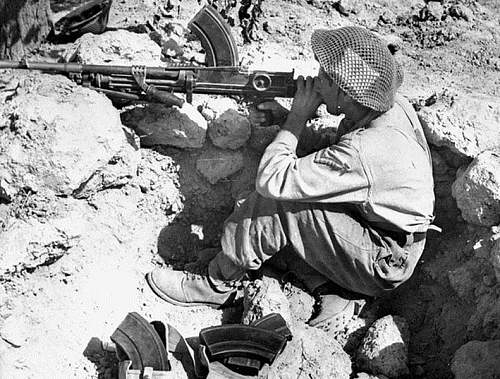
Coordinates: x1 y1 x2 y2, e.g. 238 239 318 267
308 282 368 327
146 268 239 308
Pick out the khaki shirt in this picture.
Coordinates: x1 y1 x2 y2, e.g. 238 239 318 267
256 95 435 233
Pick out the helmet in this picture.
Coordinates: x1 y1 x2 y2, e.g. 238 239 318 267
54 0 113 40
311 26 403 112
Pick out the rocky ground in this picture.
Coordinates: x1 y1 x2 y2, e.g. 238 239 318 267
0 0 499 378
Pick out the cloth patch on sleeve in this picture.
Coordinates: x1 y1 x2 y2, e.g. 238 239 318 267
314 148 351 174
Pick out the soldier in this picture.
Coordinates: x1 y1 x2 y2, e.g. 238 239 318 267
146 26 435 326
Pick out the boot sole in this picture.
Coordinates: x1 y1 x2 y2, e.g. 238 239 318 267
145 272 223 309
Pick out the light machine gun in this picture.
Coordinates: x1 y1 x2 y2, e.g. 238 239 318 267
0 5 296 113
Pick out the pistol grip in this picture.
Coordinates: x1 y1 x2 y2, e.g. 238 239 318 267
253 99 276 127
261 109 275 126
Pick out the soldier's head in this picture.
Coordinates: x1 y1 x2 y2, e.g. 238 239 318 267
311 26 403 118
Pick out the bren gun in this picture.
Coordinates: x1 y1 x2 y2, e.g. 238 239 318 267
0 5 297 111
0 60 296 108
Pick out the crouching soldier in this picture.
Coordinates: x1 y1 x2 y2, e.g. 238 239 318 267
146 26 435 326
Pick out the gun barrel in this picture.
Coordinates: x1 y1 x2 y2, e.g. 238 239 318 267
0 60 183 79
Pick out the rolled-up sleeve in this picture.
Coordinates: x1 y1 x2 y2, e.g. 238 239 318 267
256 130 369 203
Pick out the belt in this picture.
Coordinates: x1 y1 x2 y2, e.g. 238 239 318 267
382 229 426 247
405 231 426 246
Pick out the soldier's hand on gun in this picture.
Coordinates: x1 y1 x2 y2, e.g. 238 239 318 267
288 75 322 124
249 100 289 127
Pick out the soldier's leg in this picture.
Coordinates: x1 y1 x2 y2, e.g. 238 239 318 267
146 191 287 307
209 191 424 297
147 191 424 308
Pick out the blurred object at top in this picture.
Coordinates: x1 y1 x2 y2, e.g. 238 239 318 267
51 0 112 41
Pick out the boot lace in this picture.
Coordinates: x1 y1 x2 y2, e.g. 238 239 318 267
182 269 242 290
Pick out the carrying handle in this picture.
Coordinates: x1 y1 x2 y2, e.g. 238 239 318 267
145 86 185 107
132 65 185 107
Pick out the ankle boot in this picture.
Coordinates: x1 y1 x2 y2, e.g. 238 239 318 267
308 282 368 327
146 268 239 308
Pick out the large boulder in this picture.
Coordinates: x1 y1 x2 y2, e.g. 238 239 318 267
356 315 410 378
241 276 292 326
195 146 244 185
121 103 207 149
65 30 162 65
269 326 352 378
418 93 500 158
208 109 251 150
452 150 500 226
437 227 500 342
197 96 251 149
0 72 131 201
321 301 378 354
451 340 500 379
467 287 500 340
195 96 240 122
446 240 500 341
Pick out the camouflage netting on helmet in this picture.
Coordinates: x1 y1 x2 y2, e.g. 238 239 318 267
311 26 403 112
